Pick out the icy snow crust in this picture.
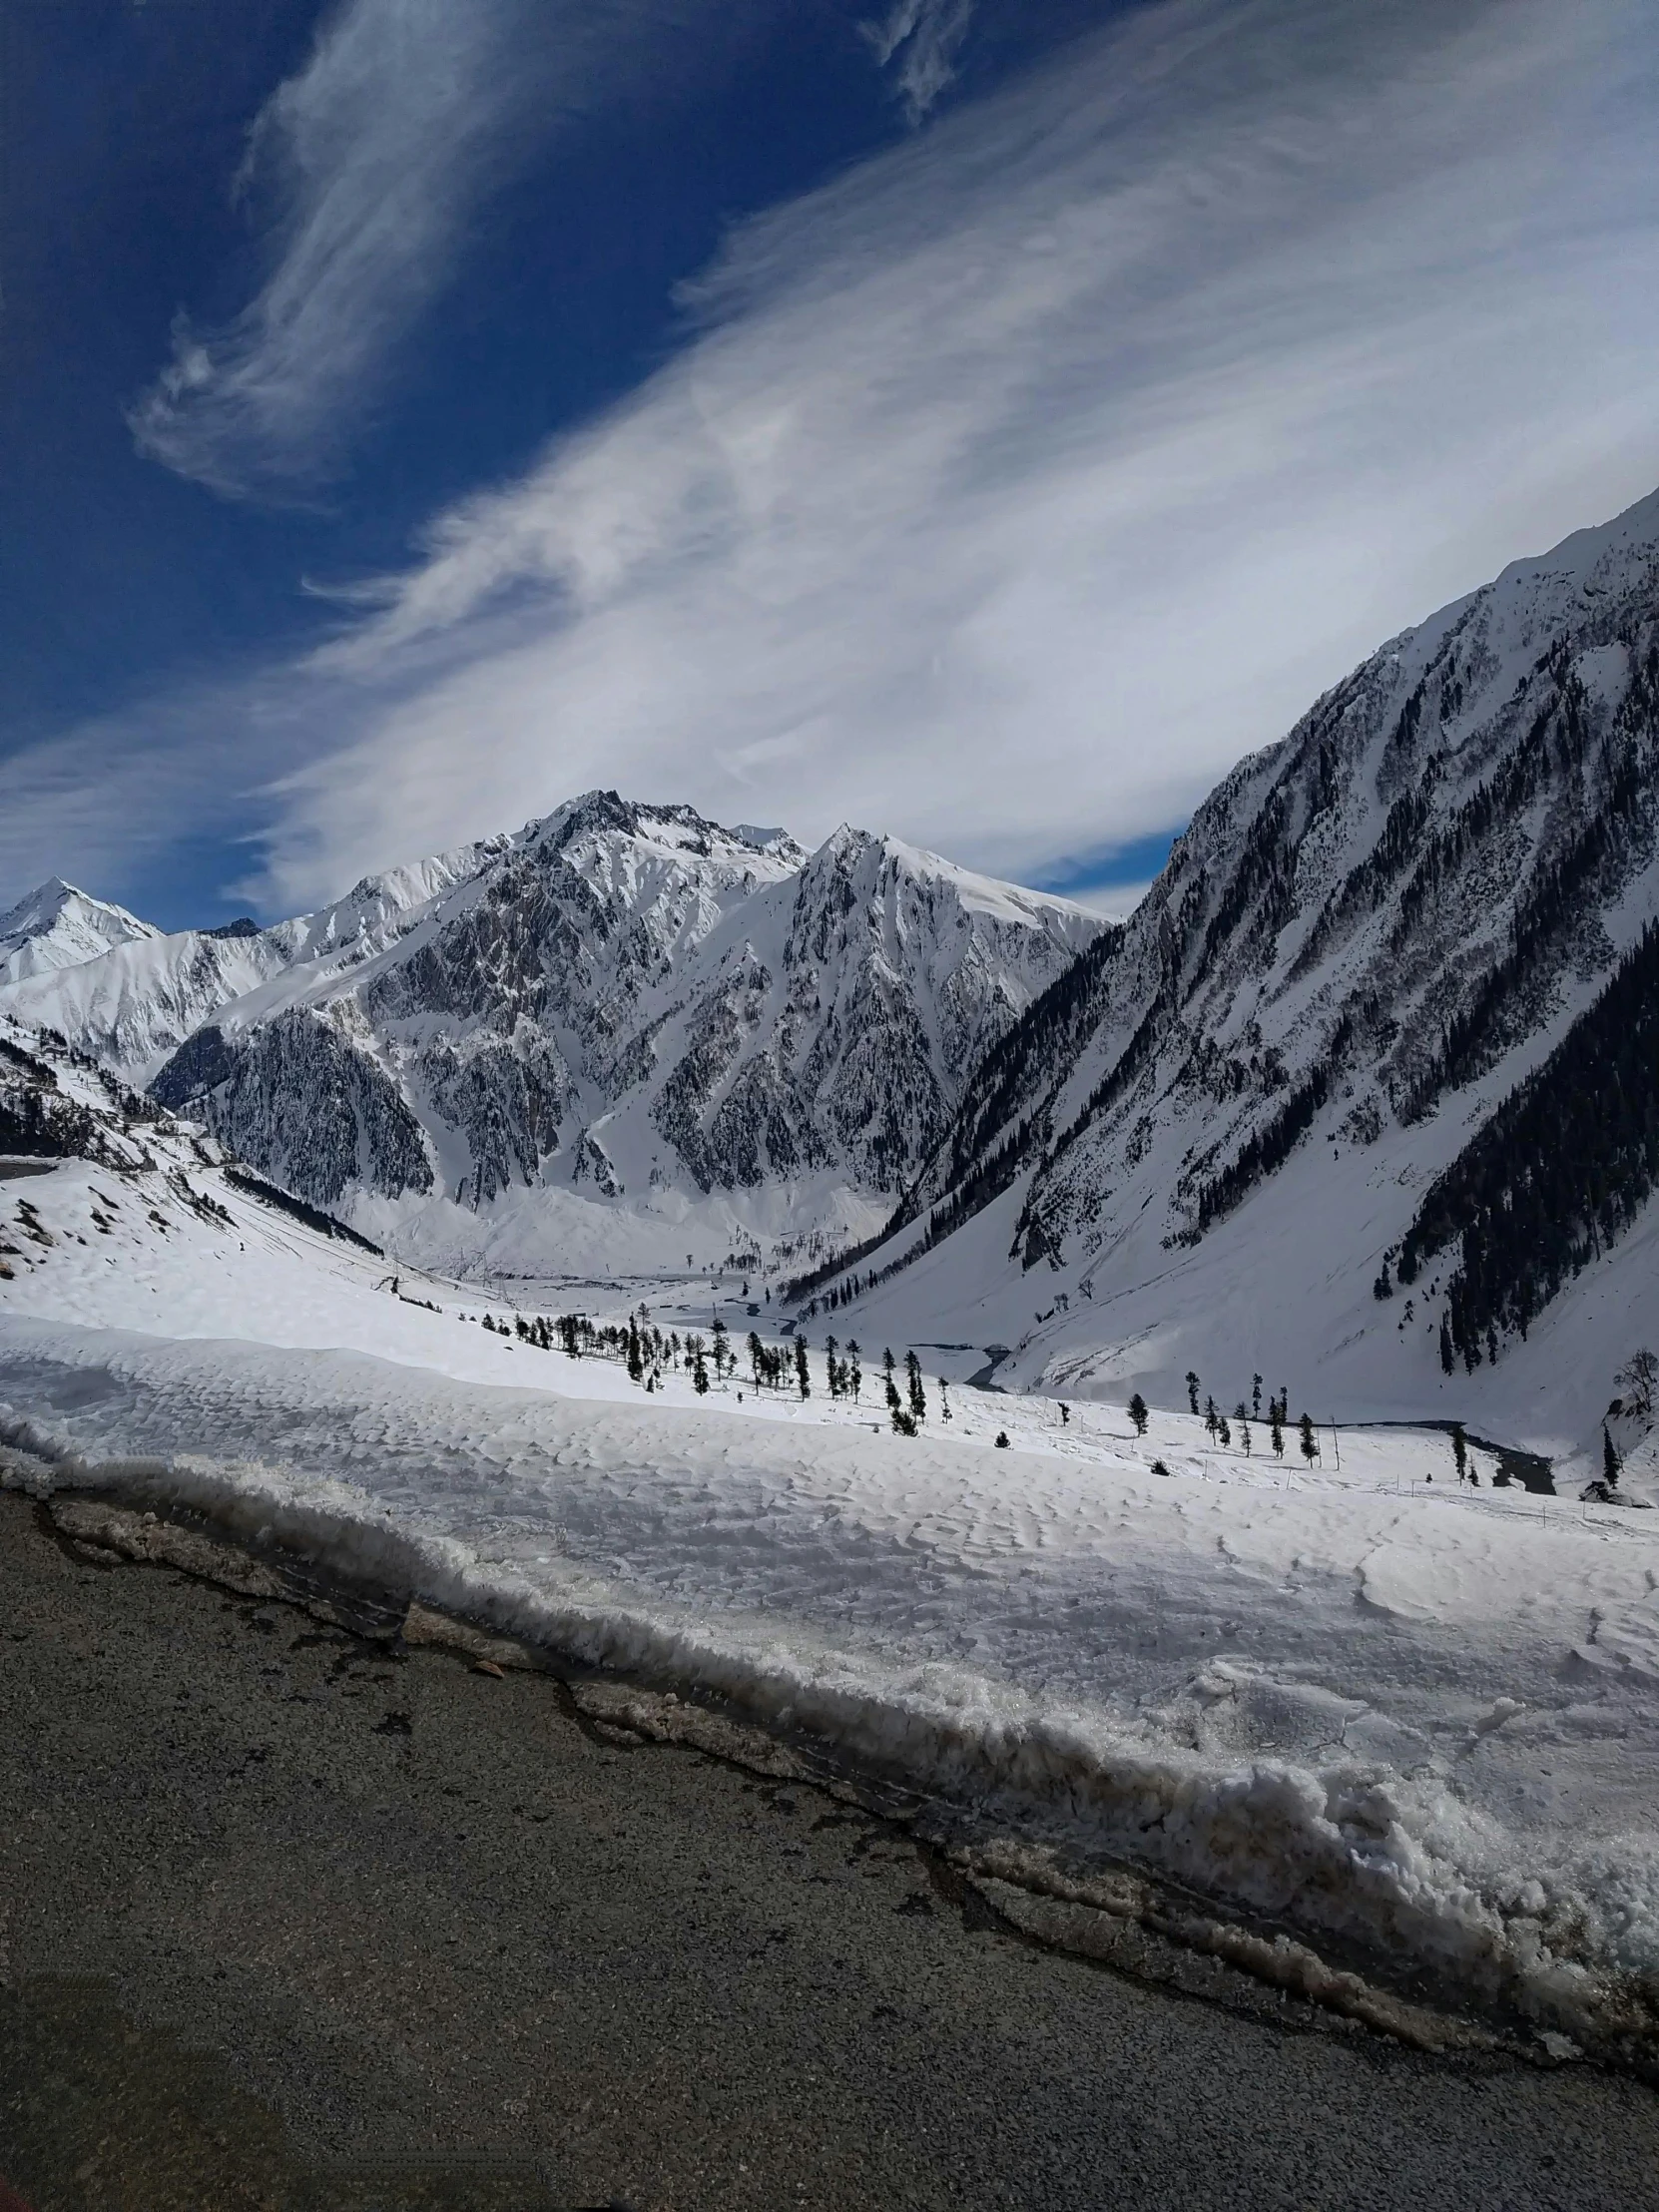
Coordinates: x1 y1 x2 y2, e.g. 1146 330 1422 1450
7 1079 1659 2049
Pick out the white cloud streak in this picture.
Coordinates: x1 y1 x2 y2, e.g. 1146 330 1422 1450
26 0 1653 921
863 0 978 122
128 0 768 498
235 0 1658 910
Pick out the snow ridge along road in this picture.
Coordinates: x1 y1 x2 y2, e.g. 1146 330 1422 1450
5 1028 1659 2068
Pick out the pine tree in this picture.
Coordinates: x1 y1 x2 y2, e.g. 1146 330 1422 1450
796 1337 811 1399
905 1351 926 1421
848 1341 862 1401
1271 1413 1285 1458
1204 1395 1219 1440
1298 1412 1318 1463
1186 1370 1201 1416
826 1335 840 1398
1451 1423 1468 1483
1252 1374 1263 1418
1235 1405 1251 1456
1603 1424 1623 1488
693 1347 710 1395
1128 1391 1148 1437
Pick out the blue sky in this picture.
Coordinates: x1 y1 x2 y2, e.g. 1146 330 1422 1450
4 0 1657 928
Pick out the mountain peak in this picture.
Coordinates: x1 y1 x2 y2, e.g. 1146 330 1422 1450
0 876 161 987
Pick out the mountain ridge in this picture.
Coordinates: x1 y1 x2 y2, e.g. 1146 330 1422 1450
0 792 1101 1271
790 484 1659 1450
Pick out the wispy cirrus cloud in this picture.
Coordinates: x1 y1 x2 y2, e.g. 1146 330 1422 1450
237 0 1658 910
22 0 1659 923
863 0 978 122
127 0 778 500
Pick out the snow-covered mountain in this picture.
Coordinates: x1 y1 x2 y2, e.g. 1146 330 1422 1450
816 486 1659 1456
0 877 159 986
129 794 1099 1270
0 838 504 1084
16 994 1659 2061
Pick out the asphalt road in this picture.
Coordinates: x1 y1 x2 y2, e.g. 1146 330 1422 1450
3 1486 1657 2212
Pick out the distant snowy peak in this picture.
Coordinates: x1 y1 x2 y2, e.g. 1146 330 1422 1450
148 793 1105 1229
0 831 503 1083
271 832 511 964
0 877 161 986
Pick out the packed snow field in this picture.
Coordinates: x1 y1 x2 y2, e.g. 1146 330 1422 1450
7 1082 1659 2059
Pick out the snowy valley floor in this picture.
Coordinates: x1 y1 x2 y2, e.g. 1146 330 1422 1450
7 1139 1659 2065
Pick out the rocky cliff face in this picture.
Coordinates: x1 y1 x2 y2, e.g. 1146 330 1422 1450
147 793 1100 1235
1018 487 1659 1274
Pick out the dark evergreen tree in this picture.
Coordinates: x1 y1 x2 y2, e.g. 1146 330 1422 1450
1603 1424 1623 1488
1398 921 1659 1365
1128 1391 1149 1437
1252 1375 1263 1418
1271 1412 1285 1459
1186 1370 1201 1416
1298 1412 1318 1463
1451 1423 1468 1483
796 1337 811 1399
1204 1395 1219 1439
905 1351 926 1421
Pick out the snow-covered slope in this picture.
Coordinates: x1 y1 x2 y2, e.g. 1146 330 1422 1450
146 793 1100 1271
9 1005 1659 2063
813 487 1659 1459
0 835 503 1083
0 877 159 986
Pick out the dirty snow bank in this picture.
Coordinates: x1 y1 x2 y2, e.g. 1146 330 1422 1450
5 1314 1659 2055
